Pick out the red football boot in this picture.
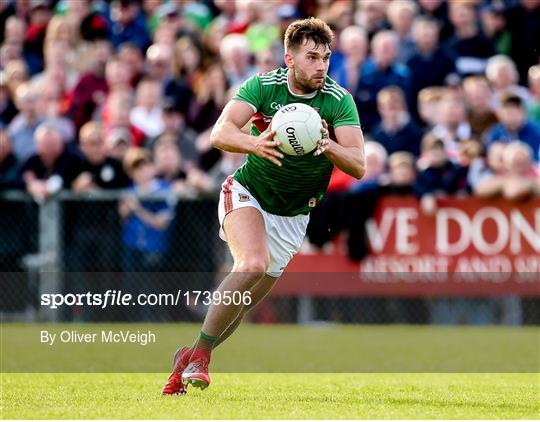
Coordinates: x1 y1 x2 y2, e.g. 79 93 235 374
182 350 211 390
161 346 192 395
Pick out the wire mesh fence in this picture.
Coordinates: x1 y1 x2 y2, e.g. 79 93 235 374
1 190 538 325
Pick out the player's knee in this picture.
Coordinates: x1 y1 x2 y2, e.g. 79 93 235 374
234 256 269 276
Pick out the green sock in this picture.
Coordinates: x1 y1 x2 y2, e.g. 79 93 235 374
194 330 220 352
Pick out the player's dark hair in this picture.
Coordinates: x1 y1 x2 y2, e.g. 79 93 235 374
284 17 334 52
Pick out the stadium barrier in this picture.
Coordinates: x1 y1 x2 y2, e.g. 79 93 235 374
1 191 538 324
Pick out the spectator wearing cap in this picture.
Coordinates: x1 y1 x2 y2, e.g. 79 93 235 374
485 94 540 163
444 1 496 77
486 55 531 108
0 131 23 190
7 82 44 162
386 0 418 65
106 0 150 52
372 86 423 157
479 2 511 56
330 25 368 93
129 79 164 138
355 30 412 133
407 16 455 114
527 65 540 124
462 76 498 137
72 122 130 192
20 123 83 201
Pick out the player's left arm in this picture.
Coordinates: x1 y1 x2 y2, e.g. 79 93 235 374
317 93 366 180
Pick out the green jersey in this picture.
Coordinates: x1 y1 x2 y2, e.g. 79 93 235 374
233 67 360 217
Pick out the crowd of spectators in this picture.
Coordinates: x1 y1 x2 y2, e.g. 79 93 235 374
0 0 539 321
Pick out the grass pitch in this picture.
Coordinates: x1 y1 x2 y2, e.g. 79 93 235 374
1 323 539 419
2 373 539 419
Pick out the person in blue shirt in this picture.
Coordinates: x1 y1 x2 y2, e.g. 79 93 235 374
355 30 412 133
106 0 151 52
485 94 540 163
120 147 176 320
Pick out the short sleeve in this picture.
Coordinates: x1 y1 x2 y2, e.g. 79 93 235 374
233 74 262 112
332 93 361 129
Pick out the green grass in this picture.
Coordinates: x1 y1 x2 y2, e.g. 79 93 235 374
2 373 539 419
1 323 539 418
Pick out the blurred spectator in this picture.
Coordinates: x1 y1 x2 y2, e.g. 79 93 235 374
20 123 82 201
23 0 53 75
445 1 496 76
469 141 506 195
0 41 23 67
129 79 164 138
528 65 540 124
417 0 453 42
145 43 173 84
3 15 26 46
67 39 112 131
0 131 23 190
355 30 412 132
350 140 388 194
485 94 540 162
255 48 282 75
72 122 130 192
372 86 423 157
119 147 175 320
105 127 132 162
103 90 145 146
457 138 483 170
479 2 511 55
106 0 150 51
386 0 417 64
7 82 44 162
407 16 455 112
117 42 145 87
330 25 368 93
504 0 540 83
3 59 29 97
462 76 498 137
0 73 18 127
473 142 539 200
430 91 472 160
244 2 280 53
414 134 468 216
32 39 78 92
417 87 444 129
146 98 199 167
219 33 257 88
189 63 229 133
486 55 531 106
354 0 388 39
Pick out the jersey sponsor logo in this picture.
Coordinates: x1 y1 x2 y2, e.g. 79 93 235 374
285 126 305 155
238 193 250 202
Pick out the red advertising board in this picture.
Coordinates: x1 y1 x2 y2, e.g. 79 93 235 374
274 196 540 297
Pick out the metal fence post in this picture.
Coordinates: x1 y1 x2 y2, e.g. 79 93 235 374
38 198 61 321
297 295 314 324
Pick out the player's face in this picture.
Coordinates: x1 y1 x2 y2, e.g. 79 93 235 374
287 40 331 93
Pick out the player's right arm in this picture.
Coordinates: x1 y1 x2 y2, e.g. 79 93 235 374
210 99 284 166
